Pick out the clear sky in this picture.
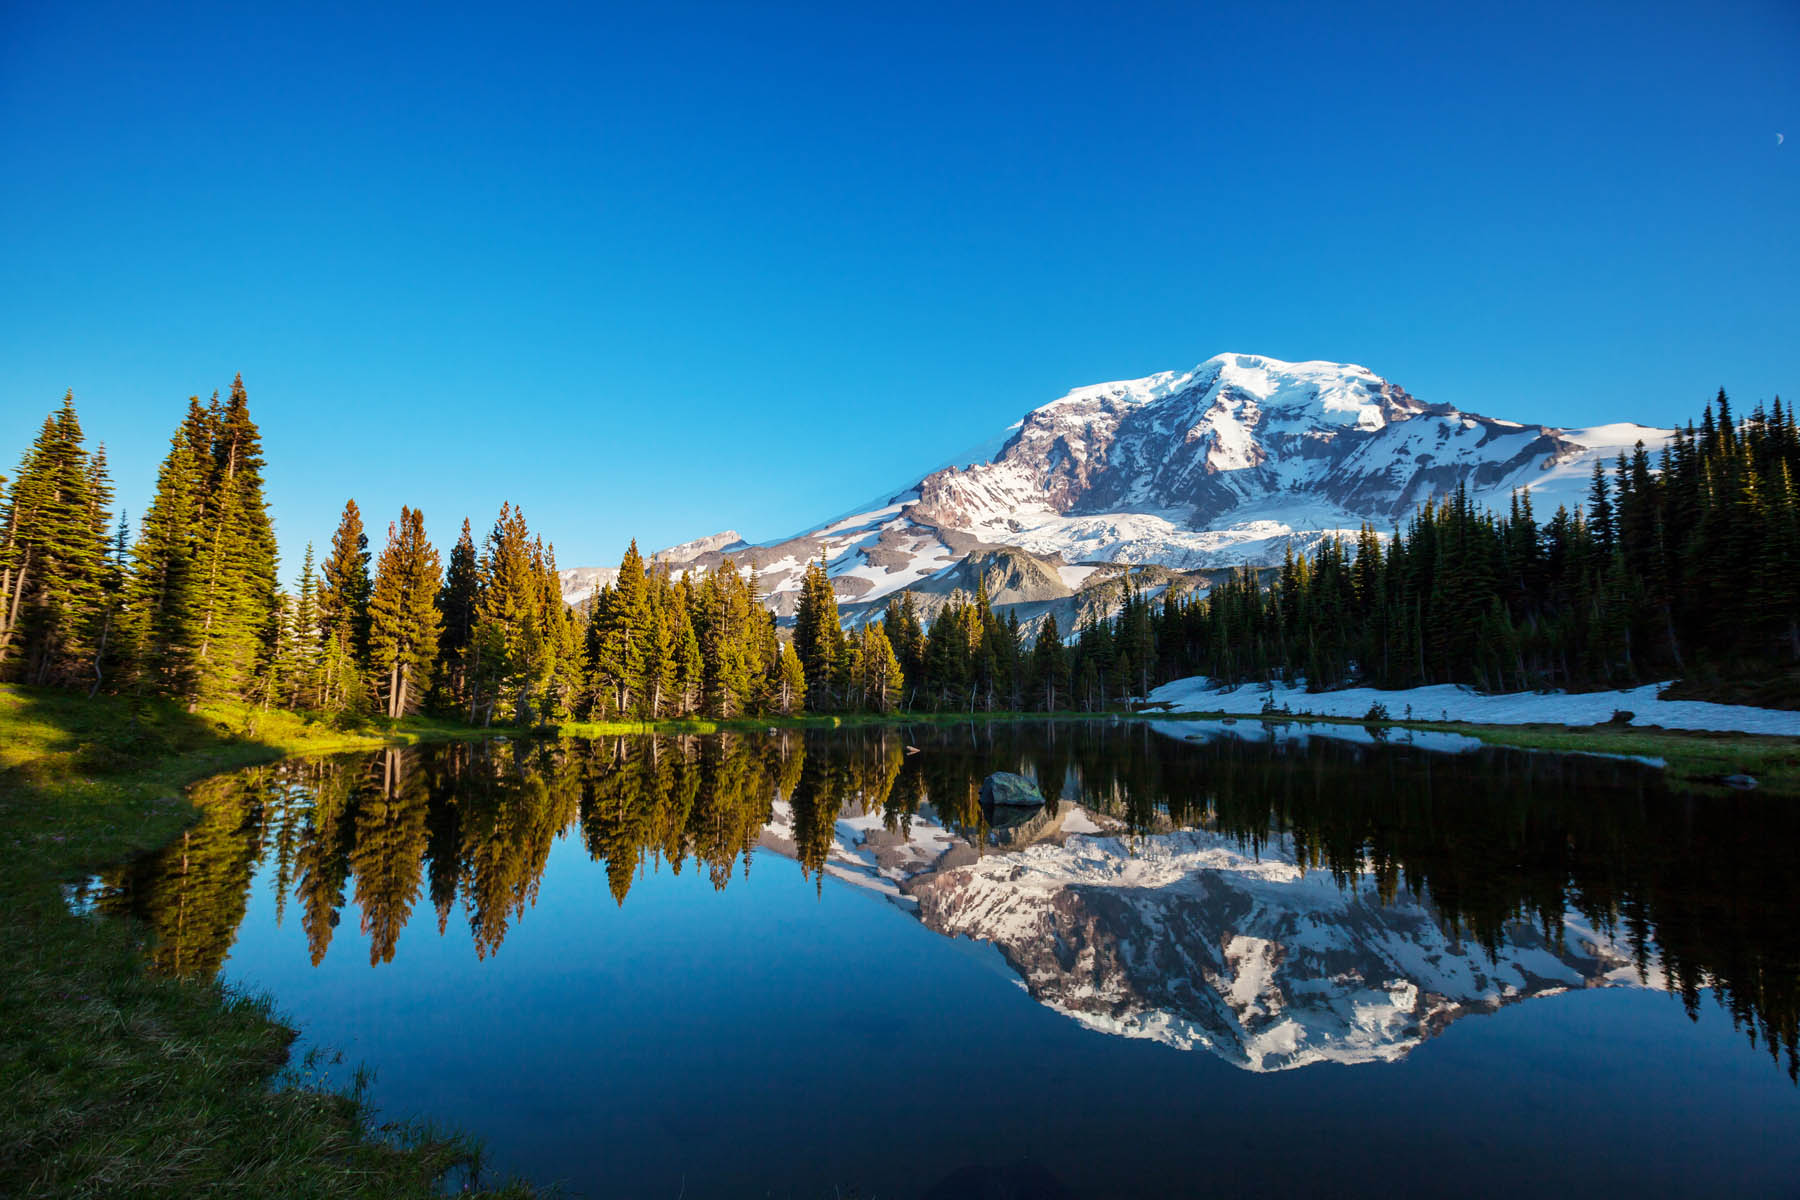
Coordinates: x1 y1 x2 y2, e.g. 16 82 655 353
3 0 1795 576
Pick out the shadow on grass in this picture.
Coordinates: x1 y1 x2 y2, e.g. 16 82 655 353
0 684 539 1199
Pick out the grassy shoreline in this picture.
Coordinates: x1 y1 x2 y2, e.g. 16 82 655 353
0 685 535 1199
3 684 1793 1195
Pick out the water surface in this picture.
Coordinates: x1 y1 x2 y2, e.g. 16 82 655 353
90 721 1800 1197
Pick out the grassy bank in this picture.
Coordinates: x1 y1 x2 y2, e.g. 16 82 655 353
0 684 534 1199
1421 719 1800 794
5 686 1790 1196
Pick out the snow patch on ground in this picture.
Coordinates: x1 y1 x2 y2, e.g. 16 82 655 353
1146 677 1799 738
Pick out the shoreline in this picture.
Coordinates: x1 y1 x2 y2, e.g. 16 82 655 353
4 680 1794 1194
0 685 536 1199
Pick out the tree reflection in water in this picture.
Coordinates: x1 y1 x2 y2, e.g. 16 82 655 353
96 721 1799 1080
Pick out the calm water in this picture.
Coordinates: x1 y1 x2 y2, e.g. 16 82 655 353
90 721 1800 1198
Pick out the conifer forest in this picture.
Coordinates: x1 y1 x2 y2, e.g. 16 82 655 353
4 381 1796 718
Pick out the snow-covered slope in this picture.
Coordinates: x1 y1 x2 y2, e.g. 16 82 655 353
562 353 1670 612
906 825 1647 1071
756 725 1654 1072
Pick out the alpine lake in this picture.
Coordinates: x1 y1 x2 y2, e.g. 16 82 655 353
78 719 1800 1198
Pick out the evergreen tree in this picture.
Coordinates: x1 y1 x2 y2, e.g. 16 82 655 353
433 518 481 711
590 540 651 716
1032 611 1068 710
775 640 807 715
121 406 209 697
471 503 545 724
290 543 322 706
367 507 444 718
318 498 372 671
0 396 110 685
188 377 279 703
793 559 843 709
859 622 904 713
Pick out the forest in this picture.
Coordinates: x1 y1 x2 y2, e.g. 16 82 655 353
3 380 1796 719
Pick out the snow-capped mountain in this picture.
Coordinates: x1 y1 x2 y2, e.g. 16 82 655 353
905 823 1647 1071
563 353 1669 615
752 719 1653 1073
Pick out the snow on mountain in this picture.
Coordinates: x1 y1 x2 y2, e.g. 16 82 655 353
562 353 1670 614
906 823 1648 1071
753 718 1655 1072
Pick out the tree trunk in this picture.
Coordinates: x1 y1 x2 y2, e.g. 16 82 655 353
0 555 29 668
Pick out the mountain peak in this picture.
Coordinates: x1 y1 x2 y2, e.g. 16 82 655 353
1042 353 1402 428
561 353 1670 624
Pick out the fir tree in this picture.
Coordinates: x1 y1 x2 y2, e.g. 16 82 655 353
318 499 372 662
793 558 843 709
121 408 208 697
291 543 322 706
0 395 110 686
590 540 651 717
189 377 279 703
433 518 481 711
367 507 444 718
776 640 807 715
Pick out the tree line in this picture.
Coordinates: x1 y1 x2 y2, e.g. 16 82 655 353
1109 387 1800 699
0 382 906 722
5 382 1793 718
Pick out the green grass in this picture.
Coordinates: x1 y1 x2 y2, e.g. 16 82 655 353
5 682 1791 1196
0 684 536 1199
1422 719 1800 794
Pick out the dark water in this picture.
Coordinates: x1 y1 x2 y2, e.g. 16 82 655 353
90 721 1800 1198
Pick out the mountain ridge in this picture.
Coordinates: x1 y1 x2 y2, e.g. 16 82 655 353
562 353 1670 619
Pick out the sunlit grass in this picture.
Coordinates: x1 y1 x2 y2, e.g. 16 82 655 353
0 684 536 1198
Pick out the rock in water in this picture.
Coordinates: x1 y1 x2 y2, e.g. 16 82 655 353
981 771 1045 811
978 772 1062 849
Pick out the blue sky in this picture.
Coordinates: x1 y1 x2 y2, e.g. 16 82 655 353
2 0 1795 574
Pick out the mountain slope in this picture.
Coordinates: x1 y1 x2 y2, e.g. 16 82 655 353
562 353 1669 613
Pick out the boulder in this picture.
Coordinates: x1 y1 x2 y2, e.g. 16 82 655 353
980 771 1045 811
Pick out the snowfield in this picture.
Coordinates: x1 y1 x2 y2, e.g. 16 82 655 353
1146 676 1800 737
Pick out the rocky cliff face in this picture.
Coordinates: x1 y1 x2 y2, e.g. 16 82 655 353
903 353 1631 567
563 352 1669 615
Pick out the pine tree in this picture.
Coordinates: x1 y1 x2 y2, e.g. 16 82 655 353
672 577 704 716
859 622 904 713
591 540 651 716
189 376 279 702
432 518 481 711
793 559 843 709
121 407 209 697
290 543 322 706
367 507 444 718
1032 611 1067 710
776 640 807 715
318 499 372 661
469 503 561 724
0 395 110 686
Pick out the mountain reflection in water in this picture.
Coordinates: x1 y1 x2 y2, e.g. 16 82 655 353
93 721 1799 1079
